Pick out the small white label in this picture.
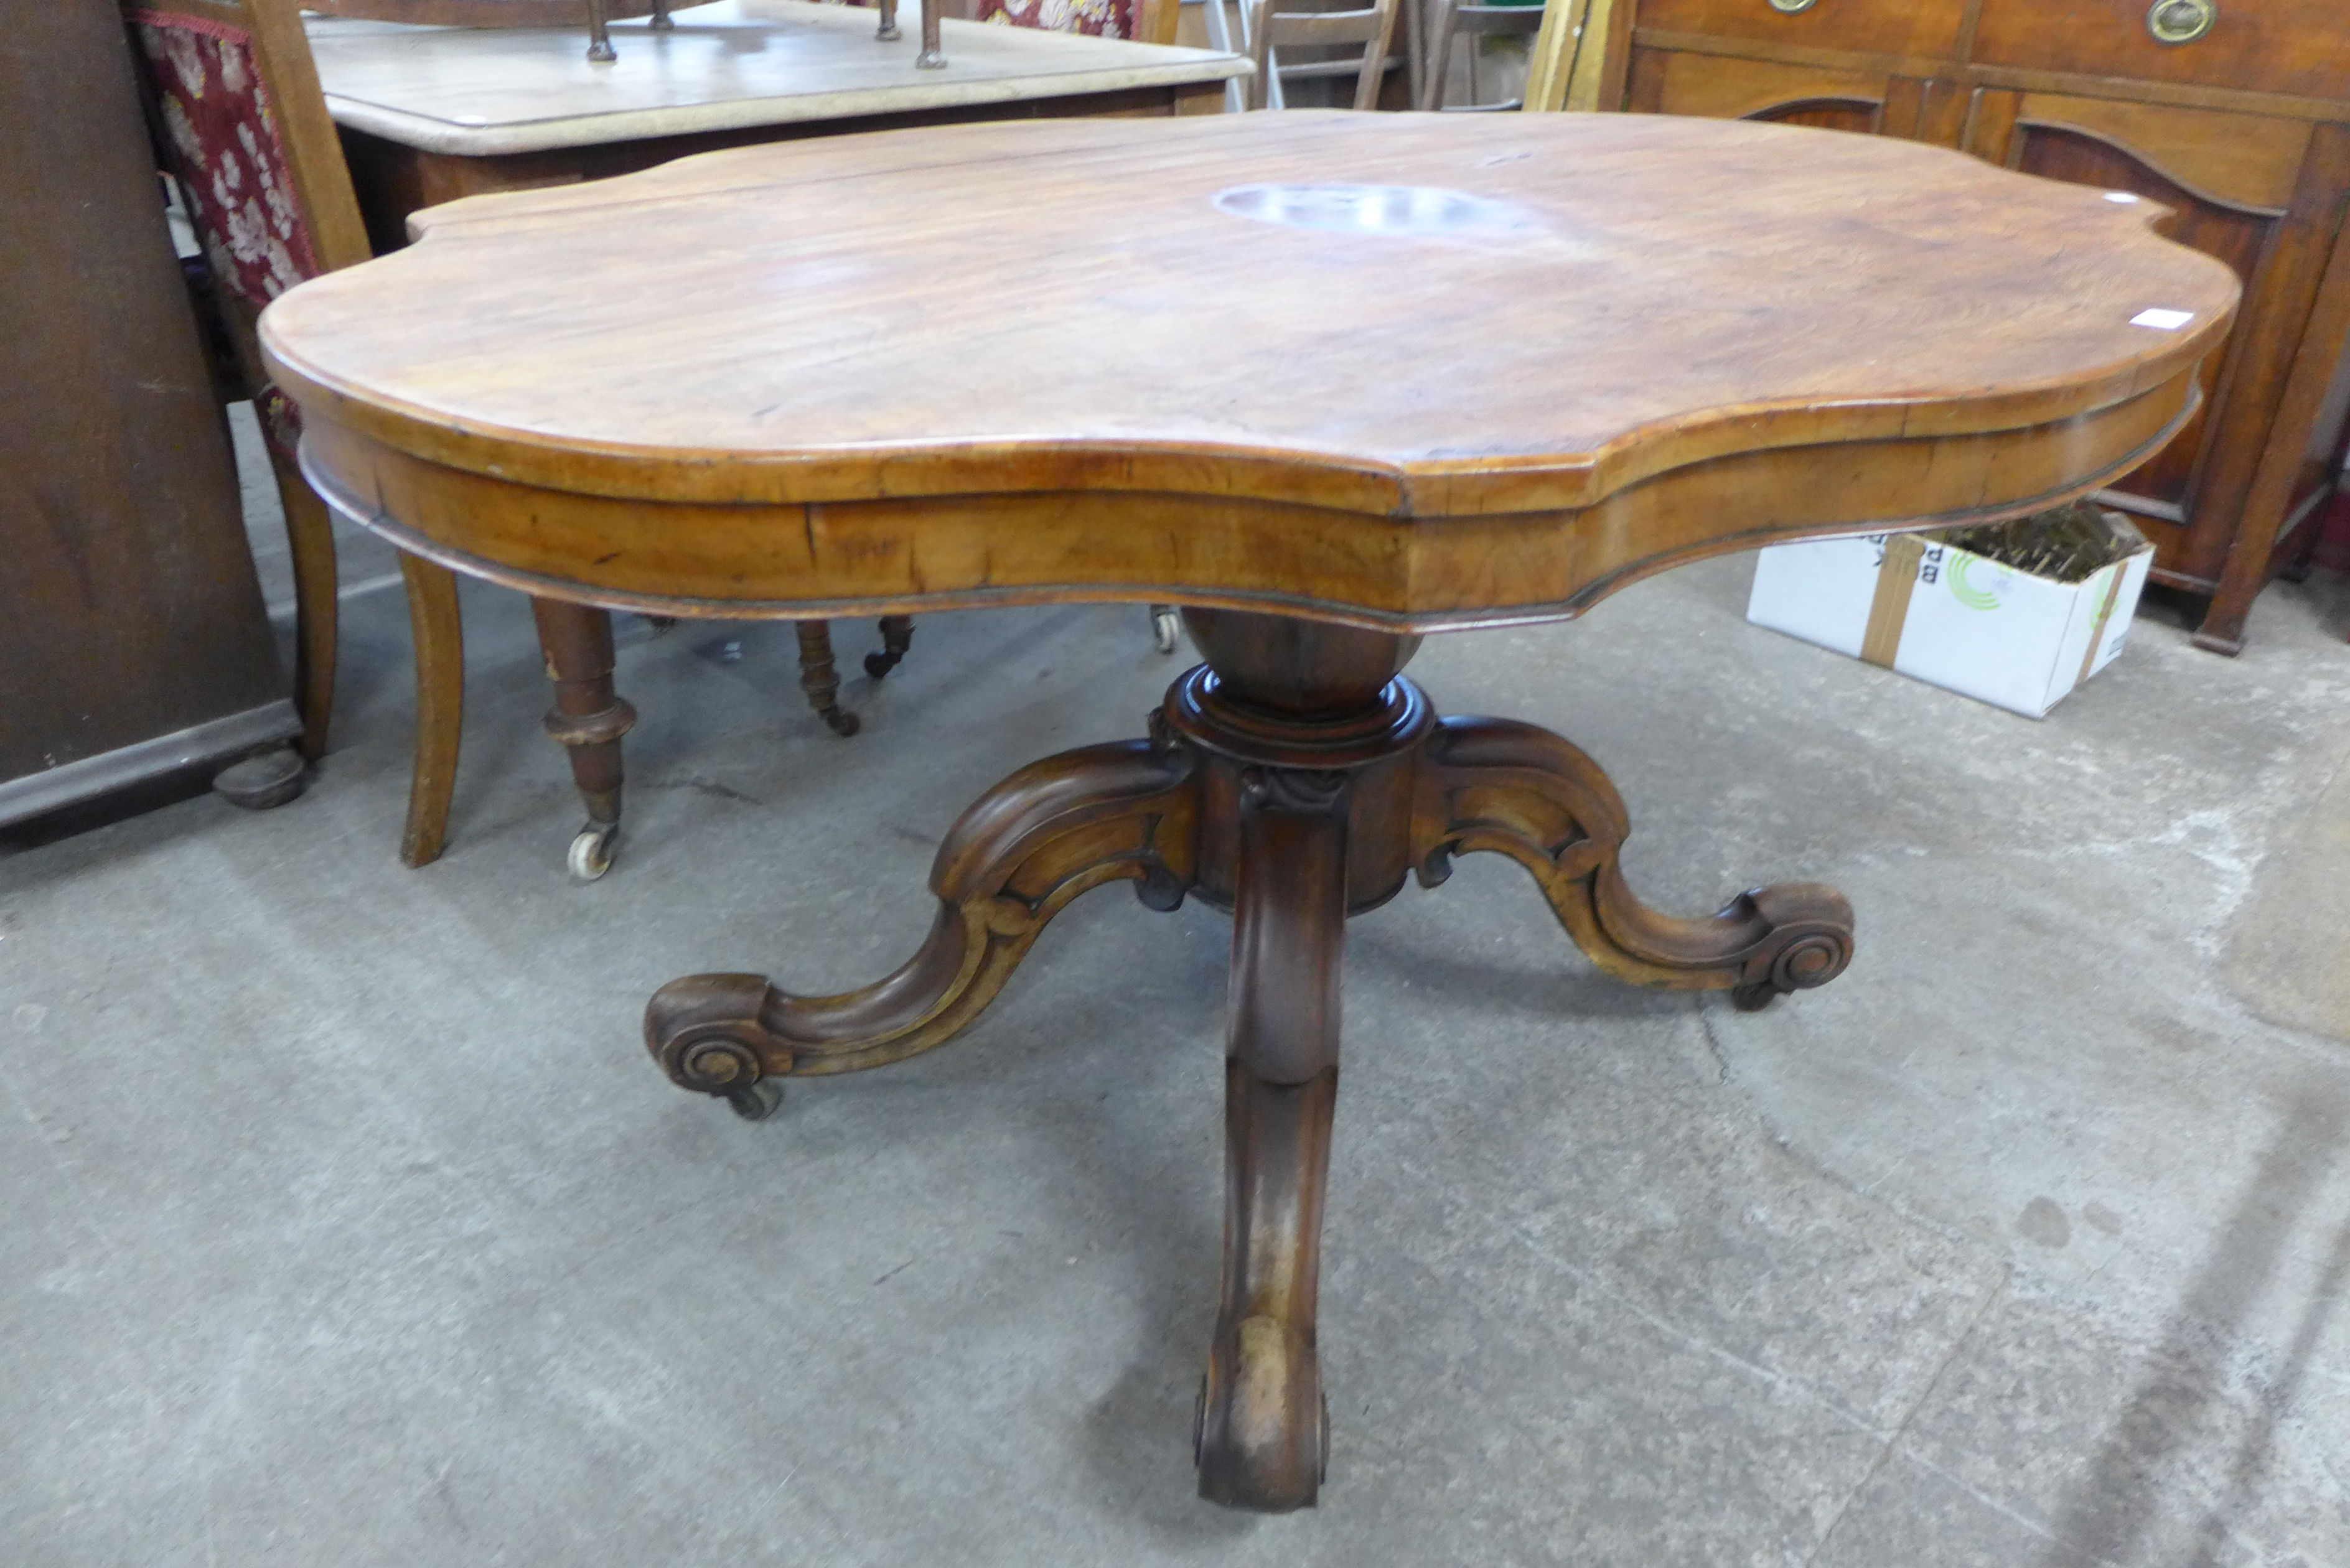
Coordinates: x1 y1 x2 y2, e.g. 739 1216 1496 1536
2130 308 2194 330
2104 192 2142 203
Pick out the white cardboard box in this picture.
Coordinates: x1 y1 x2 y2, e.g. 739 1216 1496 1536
1746 513 2154 718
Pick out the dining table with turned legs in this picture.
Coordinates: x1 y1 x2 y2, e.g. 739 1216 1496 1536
260 111 2235 1512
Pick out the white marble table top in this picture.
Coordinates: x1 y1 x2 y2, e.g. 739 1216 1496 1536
307 0 1249 157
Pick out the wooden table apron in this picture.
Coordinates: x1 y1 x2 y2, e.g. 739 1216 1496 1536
260 111 2237 1513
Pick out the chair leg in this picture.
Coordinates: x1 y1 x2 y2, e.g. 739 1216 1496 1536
1420 0 1458 110
532 598 637 879
399 555 465 868
271 457 339 763
796 620 861 737
864 614 915 679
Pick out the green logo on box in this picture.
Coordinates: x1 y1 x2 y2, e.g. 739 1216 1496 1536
1949 554 2003 611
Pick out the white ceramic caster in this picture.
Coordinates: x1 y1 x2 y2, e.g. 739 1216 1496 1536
568 824 617 881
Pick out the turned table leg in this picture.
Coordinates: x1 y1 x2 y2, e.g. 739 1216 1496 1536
531 597 637 881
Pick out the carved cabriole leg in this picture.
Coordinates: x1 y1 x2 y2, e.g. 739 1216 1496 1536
864 614 915 679
793 620 860 737
877 0 901 40
644 739 1199 1114
1170 609 1423 1511
1409 717 1854 1010
1196 773 1347 1511
531 597 637 880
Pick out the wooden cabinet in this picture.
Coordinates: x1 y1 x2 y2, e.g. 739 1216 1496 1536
1614 0 2350 652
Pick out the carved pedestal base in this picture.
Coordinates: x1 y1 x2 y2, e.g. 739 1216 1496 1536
644 609 1854 1511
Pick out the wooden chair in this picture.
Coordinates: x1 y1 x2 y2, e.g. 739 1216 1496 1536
1517 0 1617 115
123 0 911 879
1244 0 1399 111
1418 0 1543 111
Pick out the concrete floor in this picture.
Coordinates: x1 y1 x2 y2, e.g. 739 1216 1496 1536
7 448 2350 1564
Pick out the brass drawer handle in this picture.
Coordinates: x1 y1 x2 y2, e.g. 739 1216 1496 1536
1766 0 1819 13
2146 0 2216 45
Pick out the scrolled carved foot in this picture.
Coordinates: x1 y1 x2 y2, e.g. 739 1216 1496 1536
1412 716 1855 999
1197 1315 1327 1511
645 739 1200 1096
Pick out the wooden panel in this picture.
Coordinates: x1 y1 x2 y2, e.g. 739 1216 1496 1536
2011 93 2311 213
1972 0 2350 105
1635 0 1966 66
0 0 283 785
1998 122 2284 517
1643 48 1888 131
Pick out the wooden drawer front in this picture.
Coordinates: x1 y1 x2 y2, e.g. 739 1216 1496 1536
1629 49 1891 132
1634 0 1965 68
1972 0 2350 105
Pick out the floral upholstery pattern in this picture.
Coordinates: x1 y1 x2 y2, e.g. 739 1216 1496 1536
128 9 320 454
977 0 1134 39
129 12 320 309
814 0 1136 41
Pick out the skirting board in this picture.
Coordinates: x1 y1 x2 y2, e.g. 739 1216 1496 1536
0 699 301 829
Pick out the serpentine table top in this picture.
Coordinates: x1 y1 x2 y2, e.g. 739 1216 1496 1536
264 110 2234 629
260 111 2238 1514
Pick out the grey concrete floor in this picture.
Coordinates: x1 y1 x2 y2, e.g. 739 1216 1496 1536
6 459 2350 1564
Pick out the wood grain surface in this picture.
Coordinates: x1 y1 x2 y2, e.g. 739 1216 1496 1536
262 110 2239 629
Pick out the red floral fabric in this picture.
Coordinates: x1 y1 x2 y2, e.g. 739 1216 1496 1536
817 0 1136 41
975 0 1135 39
128 12 320 310
255 384 304 465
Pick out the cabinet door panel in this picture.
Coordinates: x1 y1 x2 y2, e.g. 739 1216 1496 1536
1629 48 1889 133
1992 119 2278 520
2011 94 2310 213
1973 0 2350 105
1636 0 1965 66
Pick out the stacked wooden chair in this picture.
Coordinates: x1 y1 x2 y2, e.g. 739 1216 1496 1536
122 0 914 879
1418 0 1544 111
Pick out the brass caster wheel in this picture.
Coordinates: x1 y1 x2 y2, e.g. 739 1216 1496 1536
1731 981 1777 1012
1151 605 1181 655
821 706 862 738
727 1080 782 1121
567 824 618 881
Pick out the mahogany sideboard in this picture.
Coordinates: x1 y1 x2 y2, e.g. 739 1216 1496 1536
1609 0 2350 653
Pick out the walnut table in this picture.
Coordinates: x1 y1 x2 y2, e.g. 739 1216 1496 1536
260 111 2236 1512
